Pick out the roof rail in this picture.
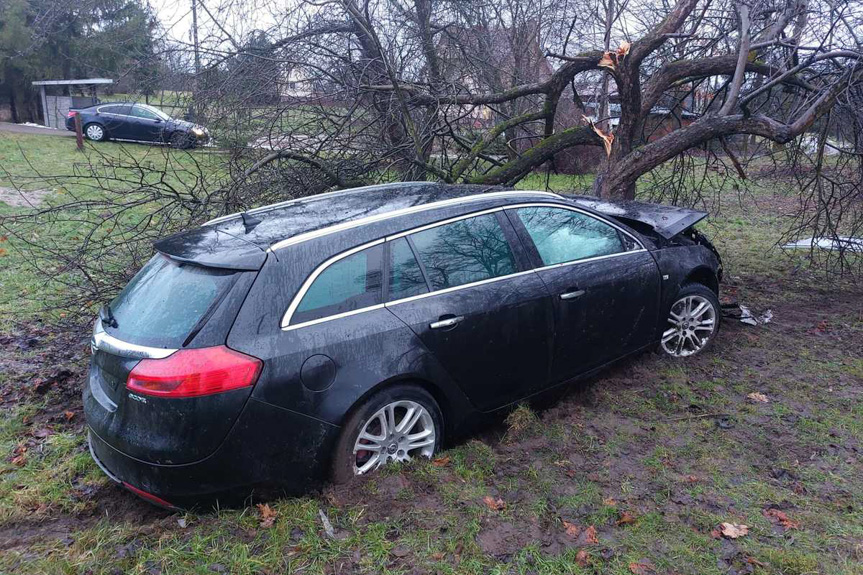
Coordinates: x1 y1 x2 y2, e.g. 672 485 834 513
268 190 563 252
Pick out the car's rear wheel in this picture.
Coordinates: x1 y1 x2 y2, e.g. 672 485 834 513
332 384 442 483
660 283 720 358
84 123 107 142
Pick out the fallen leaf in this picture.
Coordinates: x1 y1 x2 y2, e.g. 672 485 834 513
629 559 656 575
563 520 581 537
63 410 76 422
177 518 188 528
616 511 637 526
746 556 766 567
685 474 700 483
0 235 7 241
747 392 769 403
432 456 450 467
391 545 410 558
719 522 749 539
582 525 599 544
763 508 799 529
710 528 722 539
575 549 590 567
482 496 506 511
33 428 52 439
603 497 617 506
257 503 278 528
0 248 6 257
11 454 27 466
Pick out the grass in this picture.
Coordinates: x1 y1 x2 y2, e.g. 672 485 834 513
0 132 862 574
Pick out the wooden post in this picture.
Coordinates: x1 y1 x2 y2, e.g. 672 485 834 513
74 113 84 151
39 85 49 127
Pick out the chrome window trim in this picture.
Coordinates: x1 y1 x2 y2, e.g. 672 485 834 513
267 190 562 252
91 319 177 360
384 269 536 307
278 197 646 332
280 238 385 329
502 202 646 252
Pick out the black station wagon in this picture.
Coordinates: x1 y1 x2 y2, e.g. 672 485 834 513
85 183 723 508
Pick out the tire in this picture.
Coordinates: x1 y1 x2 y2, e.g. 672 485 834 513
84 123 107 142
659 283 721 358
332 384 443 484
169 131 193 149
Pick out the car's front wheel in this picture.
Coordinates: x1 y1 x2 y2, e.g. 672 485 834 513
169 131 194 149
660 283 720 358
84 123 107 142
332 384 442 483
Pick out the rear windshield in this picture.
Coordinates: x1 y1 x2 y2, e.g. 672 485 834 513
105 255 237 347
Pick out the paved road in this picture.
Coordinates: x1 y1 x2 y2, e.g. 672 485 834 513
0 122 74 137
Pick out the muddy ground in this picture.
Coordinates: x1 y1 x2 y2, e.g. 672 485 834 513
0 270 861 574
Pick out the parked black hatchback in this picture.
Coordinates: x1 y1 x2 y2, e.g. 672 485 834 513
66 102 209 148
85 183 723 508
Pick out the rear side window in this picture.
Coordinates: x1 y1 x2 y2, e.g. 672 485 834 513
409 213 517 291
107 255 237 347
387 237 428 301
292 244 383 325
514 207 625 266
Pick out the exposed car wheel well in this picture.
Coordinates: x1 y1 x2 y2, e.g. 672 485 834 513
684 267 719 295
343 376 451 431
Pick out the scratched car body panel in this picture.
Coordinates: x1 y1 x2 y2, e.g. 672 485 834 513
84 182 723 508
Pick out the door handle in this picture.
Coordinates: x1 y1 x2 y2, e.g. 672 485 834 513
430 315 464 329
559 289 586 300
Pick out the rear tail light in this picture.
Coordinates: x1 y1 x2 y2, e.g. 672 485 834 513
127 345 262 398
67 111 78 118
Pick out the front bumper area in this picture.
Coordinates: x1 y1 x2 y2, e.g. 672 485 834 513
87 398 340 508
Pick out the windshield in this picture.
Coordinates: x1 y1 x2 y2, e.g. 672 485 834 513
140 104 170 120
105 255 236 348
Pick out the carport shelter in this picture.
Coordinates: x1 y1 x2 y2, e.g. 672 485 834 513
31 79 114 129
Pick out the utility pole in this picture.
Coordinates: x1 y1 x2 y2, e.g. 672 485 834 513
191 0 202 121
191 0 201 76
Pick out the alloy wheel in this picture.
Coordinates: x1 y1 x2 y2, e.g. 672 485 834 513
661 294 717 357
353 400 436 475
86 125 104 141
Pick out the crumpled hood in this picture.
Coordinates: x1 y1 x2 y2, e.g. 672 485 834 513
563 195 708 239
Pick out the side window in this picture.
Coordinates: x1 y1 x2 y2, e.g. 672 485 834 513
292 244 383 325
409 213 517 291
514 207 626 266
387 237 428 301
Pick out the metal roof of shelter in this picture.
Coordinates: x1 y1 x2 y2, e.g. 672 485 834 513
31 78 113 86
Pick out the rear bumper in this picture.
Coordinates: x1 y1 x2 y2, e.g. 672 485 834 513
87 398 340 508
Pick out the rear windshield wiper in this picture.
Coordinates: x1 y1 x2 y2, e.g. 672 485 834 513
99 304 118 328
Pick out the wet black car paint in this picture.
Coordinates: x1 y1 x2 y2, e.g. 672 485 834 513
85 183 722 506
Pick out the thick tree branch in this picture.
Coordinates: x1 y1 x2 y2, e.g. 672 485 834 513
467 125 602 185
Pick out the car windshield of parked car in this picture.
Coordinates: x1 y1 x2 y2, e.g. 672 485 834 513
131 105 167 121
292 244 383 325
515 207 626 266
409 213 517 291
106 255 237 347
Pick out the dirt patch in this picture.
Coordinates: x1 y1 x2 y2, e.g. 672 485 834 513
0 186 51 208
